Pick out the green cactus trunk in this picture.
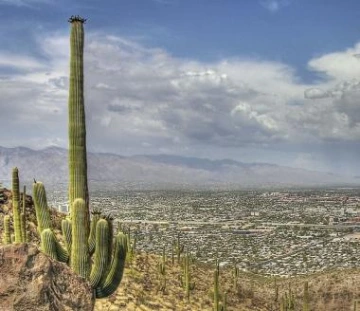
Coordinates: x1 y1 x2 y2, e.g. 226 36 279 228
71 198 90 278
95 233 127 298
41 229 59 260
20 212 26 242
12 167 22 243
182 254 195 301
3 215 11 244
89 219 110 287
68 16 90 237
62 218 72 256
303 281 309 311
33 182 52 234
214 269 219 311
88 211 101 255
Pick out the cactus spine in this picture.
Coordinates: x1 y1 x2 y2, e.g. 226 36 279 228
12 167 22 243
68 15 90 236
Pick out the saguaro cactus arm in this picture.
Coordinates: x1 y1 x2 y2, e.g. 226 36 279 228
95 233 127 298
33 181 52 234
89 219 110 288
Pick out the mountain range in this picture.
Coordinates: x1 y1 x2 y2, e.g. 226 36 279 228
0 146 357 189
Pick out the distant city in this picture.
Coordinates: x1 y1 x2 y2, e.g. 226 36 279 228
49 186 360 277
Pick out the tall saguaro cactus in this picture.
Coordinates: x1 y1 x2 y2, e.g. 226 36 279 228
32 16 127 300
68 15 90 236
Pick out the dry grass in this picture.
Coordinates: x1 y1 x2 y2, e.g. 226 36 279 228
1 189 359 310
95 252 360 311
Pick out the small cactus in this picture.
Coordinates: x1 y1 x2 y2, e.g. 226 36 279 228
303 281 309 311
158 245 167 292
183 253 195 301
232 261 239 290
3 215 11 244
12 167 22 243
174 234 184 264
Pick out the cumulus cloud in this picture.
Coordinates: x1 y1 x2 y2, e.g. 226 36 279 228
0 53 45 70
1 30 360 164
304 88 330 99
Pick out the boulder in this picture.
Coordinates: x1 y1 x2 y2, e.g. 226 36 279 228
0 243 95 311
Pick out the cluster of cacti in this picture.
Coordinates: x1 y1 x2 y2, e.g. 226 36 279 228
34 171 127 298
30 15 127 300
158 245 167 292
180 253 195 301
280 283 295 311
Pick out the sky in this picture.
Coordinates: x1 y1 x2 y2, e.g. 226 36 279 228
1 0 360 175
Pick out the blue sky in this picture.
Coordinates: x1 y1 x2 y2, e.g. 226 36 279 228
1 0 360 175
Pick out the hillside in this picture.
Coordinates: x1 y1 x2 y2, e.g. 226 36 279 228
0 146 357 189
94 252 360 311
1 188 360 310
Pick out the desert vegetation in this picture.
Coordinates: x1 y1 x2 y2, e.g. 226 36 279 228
1 16 360 311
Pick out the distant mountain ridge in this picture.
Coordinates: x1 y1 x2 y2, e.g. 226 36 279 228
0 146 356 189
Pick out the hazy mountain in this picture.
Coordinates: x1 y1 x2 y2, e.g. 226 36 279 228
0 146 357 189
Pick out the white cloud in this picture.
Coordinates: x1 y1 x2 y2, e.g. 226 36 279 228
304 88 330 99
1 30 360 167
260 0 290 13
308 43 360 81
0 53 45 70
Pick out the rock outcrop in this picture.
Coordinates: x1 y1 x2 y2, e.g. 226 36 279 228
0 243 95 311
